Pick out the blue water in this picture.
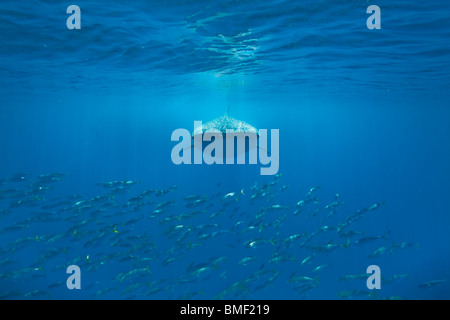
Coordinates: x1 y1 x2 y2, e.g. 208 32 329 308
1 0 450 300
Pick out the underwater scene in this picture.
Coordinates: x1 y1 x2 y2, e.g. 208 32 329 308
0 0 450 300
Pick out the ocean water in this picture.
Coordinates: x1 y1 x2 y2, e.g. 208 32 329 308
1 0 450 300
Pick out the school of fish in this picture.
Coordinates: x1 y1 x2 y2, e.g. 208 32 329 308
0 172 442 299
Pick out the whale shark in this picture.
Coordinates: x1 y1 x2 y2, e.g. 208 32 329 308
191 111 260 160
170 110 279 175
192 112 259 137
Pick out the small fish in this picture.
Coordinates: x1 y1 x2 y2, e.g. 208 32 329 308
94 287 117 297
294 281 319 295
185 199 207 208
417 279 448 289
1 223 29 234
274 214 287 228
325 201 342 210
195 223 219 231
24 290 50 299
306 186 320 197
162 256 178 266
368 202 384 211
339 273 370 281
37 173 66 183
114 267 151 282
383 274 410 284
312 264 332 273
238 256 256 266
354 232 389 246
391 241 419 250
265 204 289 211
284 233 303 243
183 195 206 202
288 273 318 285
139 189 155 197
244 238 272 249
155 189 171 197
337 289 374 299
222 192 236 200
368 246 393 258
308 240 349 254
338 230 364 238
268 253 296 264
316 225 336 233
155 200 175 209
301 254 315 266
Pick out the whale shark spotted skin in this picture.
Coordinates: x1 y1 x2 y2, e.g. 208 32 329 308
192 114 259 137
